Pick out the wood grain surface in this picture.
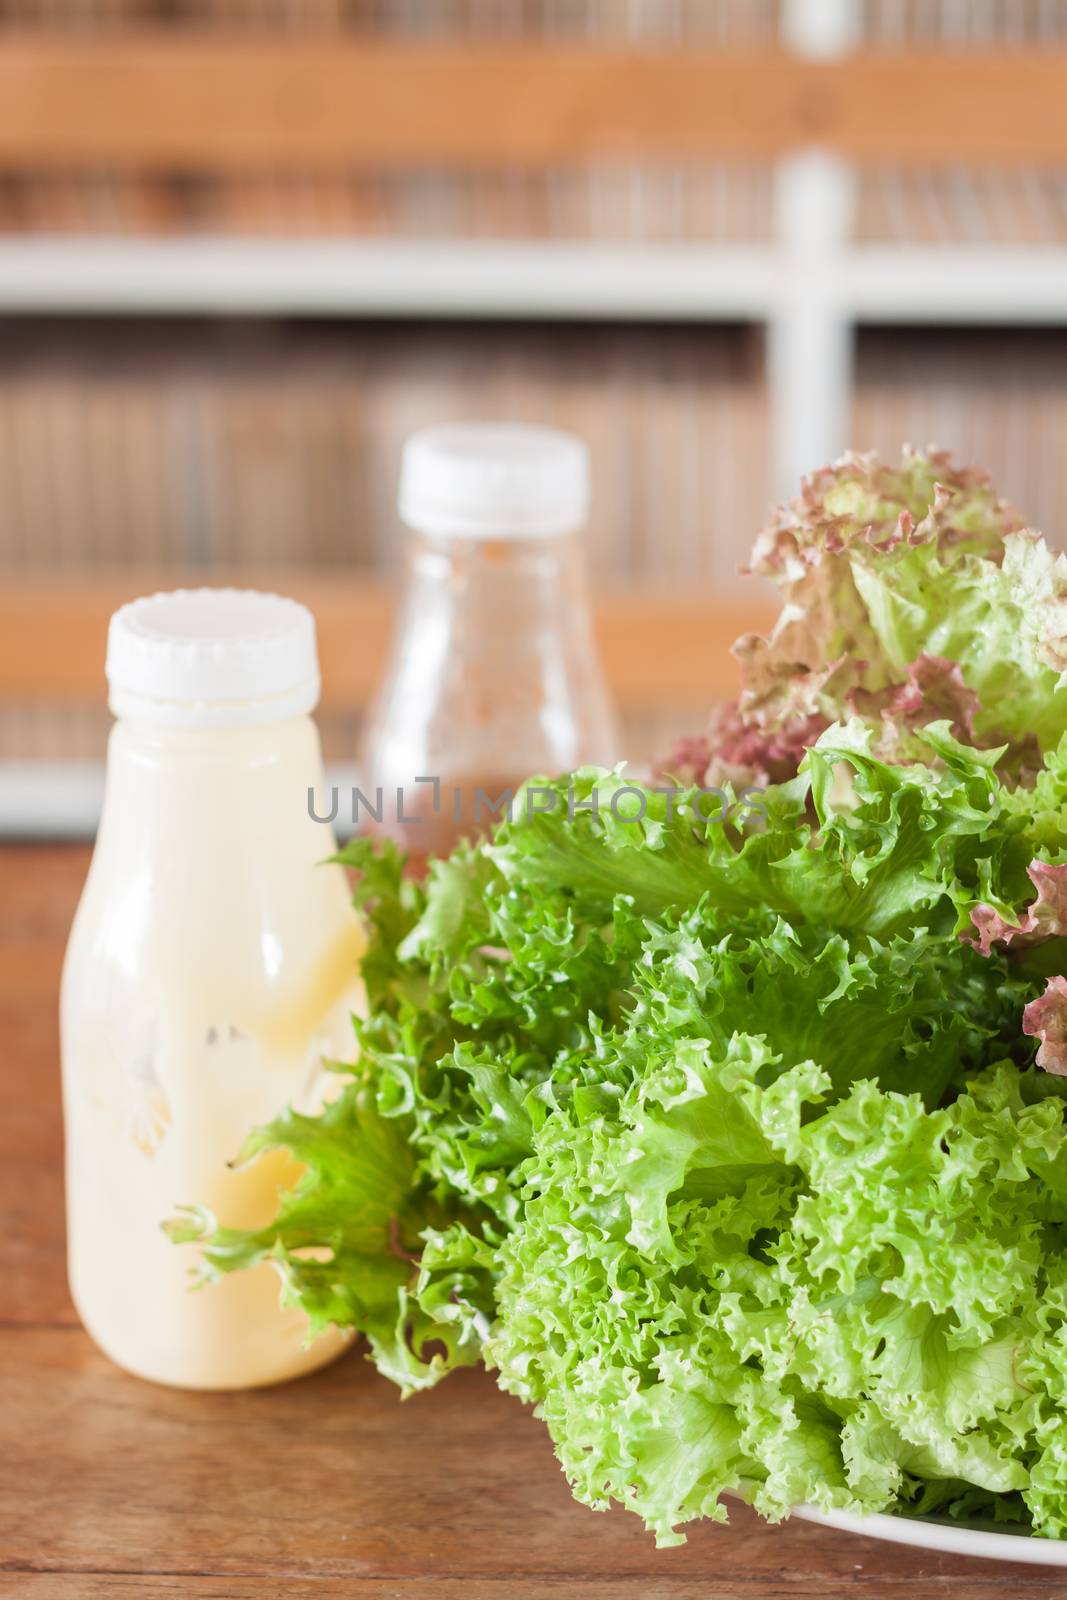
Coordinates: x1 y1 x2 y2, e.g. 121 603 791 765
0 843 1063 1599
1 44 1067 169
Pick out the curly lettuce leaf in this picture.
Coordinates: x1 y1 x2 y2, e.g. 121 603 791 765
667 447 1065 786
1024 978 1067 1075
969 861 1067 956
850 528 1067 760
487 1041 1067 1544
489 730 1049 947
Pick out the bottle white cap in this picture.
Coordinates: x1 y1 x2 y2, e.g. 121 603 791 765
106 588 321 728
398 422 590 539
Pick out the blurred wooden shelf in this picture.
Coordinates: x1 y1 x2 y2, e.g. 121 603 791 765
0 32 1064 502
1 41 1066 168
0 571 772 716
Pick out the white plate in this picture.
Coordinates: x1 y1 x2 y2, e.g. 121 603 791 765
794 1504 1067 1566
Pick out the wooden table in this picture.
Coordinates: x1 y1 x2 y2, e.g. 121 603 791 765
1 843 1062 1600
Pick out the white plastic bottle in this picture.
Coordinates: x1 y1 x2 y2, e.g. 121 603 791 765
61 589 362 1389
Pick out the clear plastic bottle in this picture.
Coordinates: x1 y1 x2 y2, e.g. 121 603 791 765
61 589 362 1389
359 423 619 867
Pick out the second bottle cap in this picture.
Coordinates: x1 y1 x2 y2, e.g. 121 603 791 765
398 422 590 539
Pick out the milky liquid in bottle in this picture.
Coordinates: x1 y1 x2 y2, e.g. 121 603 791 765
61 589 362 1389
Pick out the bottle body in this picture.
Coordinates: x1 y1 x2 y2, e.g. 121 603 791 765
61 713 362 1389
360 529 619 863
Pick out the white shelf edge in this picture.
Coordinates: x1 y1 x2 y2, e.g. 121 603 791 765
1 238 1065 327
0 238 777 320
0 760 367 840
0 762 106 839
843 248 1067 324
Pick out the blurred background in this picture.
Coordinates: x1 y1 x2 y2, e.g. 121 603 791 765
1 0 1066 833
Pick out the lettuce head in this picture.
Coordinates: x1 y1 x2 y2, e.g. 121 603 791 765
173 449 1067 1547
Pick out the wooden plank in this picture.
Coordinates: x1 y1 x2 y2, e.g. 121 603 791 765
0 844 85 1328
25 1579 1010 1600
0 1319 1049 1594
9 1585 1061 1600
0 572 773 713
0 42 1065 168
6 1581 716 1599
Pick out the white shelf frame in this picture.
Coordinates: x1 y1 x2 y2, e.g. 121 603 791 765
3 234 1067 502
8 238 1063 321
